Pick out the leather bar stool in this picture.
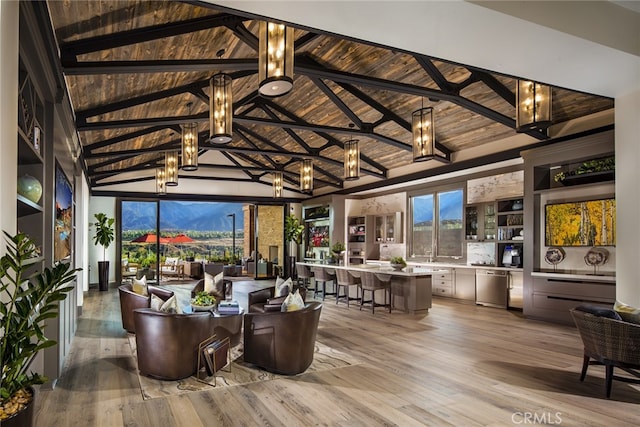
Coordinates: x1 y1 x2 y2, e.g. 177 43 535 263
335 268 361 307
311 267 337 300
359 271 392 314
296 263 315 295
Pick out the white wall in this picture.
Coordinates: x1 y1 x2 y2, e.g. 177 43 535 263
88 196 117 286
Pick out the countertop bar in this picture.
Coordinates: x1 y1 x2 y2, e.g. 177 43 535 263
296 261 448 277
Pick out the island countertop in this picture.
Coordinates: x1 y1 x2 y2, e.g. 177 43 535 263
296 261 449 277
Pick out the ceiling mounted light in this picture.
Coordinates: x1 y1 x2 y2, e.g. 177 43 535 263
181 102 198 171
258 21 294 97
210 73 232 144
516 79 552 132
300 159 313 193
344 136 360 181
156 167 166 195
412 105 437 162
165 151 178 186
273 172 283 198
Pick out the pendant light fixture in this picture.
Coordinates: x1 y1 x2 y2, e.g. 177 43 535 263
156 167 166 194
165 151 178 186
258 21 294 97
344 124 360 180
210 71 232 144
181 102 198 171
300 159 313 193
273 172 283 198
516 79 552 132
412 102 436 162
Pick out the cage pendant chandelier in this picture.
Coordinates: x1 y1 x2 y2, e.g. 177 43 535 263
165 151 179 186
412 106 436 162
156 167 166 194
273 172 283 198
258 21 294 97
516 79 552 132
300 159 313 193
210 73 232 144
181 102 198 171
344 138 360 180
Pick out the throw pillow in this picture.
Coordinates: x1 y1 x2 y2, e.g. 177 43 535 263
574 304 622 320
614 300 640 324
281 289 305 312
160 294 182 314
150 294 164 311
275 276 293 297
132 276 148 296
204 272 215 294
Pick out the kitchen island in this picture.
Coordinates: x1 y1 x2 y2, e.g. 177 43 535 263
297 262 449 314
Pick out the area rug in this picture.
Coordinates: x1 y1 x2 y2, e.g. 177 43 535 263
128 335 360 400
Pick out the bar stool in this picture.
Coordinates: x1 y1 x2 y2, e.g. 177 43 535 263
312 267 337 300
359 271 392 313
335 268 360 307
296 263 315 294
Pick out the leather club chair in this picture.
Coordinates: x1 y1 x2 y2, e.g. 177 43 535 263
243 301 322 375
133 308 243 380
247 286 307 313
118 283 174 333
191 278 226 301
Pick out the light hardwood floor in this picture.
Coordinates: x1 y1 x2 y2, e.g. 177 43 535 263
34 281 640 426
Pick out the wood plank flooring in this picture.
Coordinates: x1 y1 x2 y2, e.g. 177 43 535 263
34 281 640 426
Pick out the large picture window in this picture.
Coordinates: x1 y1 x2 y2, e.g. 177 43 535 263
410 188 463 260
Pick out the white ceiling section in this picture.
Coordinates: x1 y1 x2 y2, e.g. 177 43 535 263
209 1 640 99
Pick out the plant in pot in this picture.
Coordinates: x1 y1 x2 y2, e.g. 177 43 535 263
330 241 346 264
1 232 79 425
390 256 407 271
92 213 115 291
284 214 304 274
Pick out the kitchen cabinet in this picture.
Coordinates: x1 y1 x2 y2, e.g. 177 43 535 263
373 212 402 243
432 270 453 297
465 202 496 242
453 268 476 301
347 216 368 264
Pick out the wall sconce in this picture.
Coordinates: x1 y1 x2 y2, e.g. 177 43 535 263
210 73 232 143
258 21 294 97
156 167 166 194
516 79 552 132
412 106 436 162
181 102 198 171
165 151 178 186
300 159 313 193
273 172 283 198
344 138 360 180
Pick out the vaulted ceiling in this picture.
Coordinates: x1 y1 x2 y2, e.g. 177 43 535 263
45 0 614 200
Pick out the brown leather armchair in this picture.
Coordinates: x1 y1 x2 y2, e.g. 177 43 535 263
118 284 174 333
243 301 322 375
247 286 307 313
133 308 244 380
191 278 226 301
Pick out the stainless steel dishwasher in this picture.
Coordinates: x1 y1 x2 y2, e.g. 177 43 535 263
475 269 508 308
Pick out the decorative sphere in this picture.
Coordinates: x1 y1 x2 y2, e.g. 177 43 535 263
17 174 43 204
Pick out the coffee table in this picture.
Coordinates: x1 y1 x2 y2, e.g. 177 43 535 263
182 305 244 347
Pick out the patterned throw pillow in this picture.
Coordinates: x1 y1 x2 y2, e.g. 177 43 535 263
275 276 293 297
614 300 640 324
160 295 182 314
204 272 224 295
132 275 148 296
281 289 305 312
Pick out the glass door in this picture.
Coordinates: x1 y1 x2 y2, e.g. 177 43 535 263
120 200 159 284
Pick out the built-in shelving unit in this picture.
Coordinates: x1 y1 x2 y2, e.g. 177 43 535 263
347 216 367 264
373 212 402 243
496 197 524 268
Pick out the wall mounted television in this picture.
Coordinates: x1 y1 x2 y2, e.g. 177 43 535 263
545 198 615 247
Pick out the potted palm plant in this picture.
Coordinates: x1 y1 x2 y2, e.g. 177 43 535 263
92 213 115 291
0 232 79 426
284 214 304 276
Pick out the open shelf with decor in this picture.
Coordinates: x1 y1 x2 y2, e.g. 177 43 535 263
347 216 368 264
496 198 524 268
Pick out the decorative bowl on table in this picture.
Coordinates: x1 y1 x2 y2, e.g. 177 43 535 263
390 263 405 271
191 303 215 312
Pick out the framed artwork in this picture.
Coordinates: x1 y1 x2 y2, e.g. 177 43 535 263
55 162 73 261
545 198 616 247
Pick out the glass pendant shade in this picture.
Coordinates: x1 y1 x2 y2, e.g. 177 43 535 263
181 122 198 171
210 73 232 143
300 159 313 193
273 172 283 198
516 80 552 132
258 21 294 97
344 138 360 180
412 107 435 162
156 167 166 194
165 151 178 186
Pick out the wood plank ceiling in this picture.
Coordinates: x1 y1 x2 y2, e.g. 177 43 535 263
45 0 614 199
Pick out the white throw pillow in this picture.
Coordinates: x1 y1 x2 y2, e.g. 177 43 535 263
281 289 304 312
204 272 224 295
160 295 182 314
132 276 148 296
150 294 164 311
275 276 293 297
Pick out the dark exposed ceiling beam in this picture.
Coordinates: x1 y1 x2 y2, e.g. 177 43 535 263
473 70 516 106
62 58 257 75
309 77 362 128
225 21 258 51
414 56 455 93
